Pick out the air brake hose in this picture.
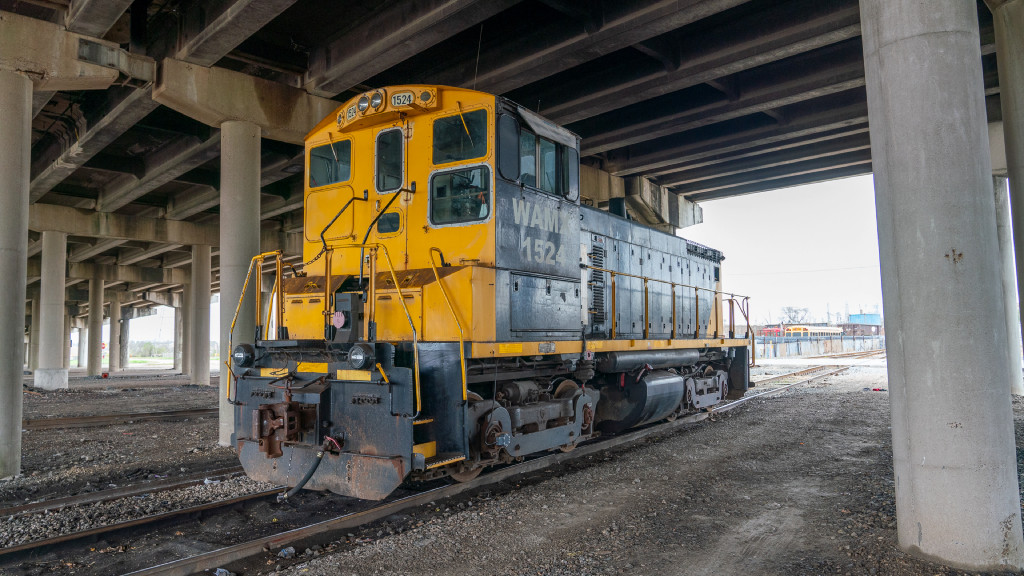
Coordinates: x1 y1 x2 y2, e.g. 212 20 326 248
277 438 332 503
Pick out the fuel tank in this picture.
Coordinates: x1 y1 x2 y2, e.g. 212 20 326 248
595 349 700 372
594 370 687 433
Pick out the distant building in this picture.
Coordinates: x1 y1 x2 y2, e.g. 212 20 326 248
848 313 882 325
842 312 884 336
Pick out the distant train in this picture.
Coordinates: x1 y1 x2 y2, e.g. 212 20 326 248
760 325 843 338
227 85 754 500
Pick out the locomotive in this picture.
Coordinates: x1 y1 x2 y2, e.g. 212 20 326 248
228 85 753 500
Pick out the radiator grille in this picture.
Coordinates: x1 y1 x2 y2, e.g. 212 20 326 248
589 243 606 325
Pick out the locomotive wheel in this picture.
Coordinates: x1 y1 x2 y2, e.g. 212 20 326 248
553 379 579 399
449 465 483 482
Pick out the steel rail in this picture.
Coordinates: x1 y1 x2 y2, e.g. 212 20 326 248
122 365 847 576
750 365 844 387
23 409 218 430
808 349 886 359
0 466 244 518
714 366 848 412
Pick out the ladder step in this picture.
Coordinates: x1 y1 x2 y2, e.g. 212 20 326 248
413 418 434 425
425 453 465 469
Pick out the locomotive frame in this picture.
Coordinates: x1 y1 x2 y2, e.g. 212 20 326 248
228 85 754 500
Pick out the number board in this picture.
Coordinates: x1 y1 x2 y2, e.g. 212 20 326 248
390 91 414 107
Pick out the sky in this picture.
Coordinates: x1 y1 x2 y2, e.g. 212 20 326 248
116 295 220 343
680 174 883 326
123 174 883 342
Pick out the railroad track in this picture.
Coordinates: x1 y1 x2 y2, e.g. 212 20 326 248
112 365 847 576
0 466 244 519
22 408 218 430
1 366 845 572
751 364 846 387
0 467 257 557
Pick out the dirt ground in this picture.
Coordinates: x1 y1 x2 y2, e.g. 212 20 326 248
3 365 1024 576
274 365 1024 576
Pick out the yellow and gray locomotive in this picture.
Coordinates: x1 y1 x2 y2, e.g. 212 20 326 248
229 85 753 500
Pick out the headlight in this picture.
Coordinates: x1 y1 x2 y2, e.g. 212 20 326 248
348 343 374 370
370 91 384 109
357 95 369 112
232 343 255 368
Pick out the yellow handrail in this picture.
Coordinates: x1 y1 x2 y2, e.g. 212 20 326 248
583 264 750 344
372 245 422 414
227 250 283 400
317 241 423 414
726 295 756 367
428 247 468 402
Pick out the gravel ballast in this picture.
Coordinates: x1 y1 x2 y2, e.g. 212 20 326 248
4 365 1024 576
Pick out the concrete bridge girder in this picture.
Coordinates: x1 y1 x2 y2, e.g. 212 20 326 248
153 58 337 145
0 10 121 92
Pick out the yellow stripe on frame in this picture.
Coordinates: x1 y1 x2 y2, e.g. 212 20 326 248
498 342 523 354
472 338 752 358
336 369 373 381
260 367 288 377
296 362 328 373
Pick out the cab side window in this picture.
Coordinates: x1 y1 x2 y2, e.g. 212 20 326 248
433 109 487 164
538 137 557 194
519 130 537 187
376 128 403 192
308 140 351 188
430 166 491 225
514 128 579 200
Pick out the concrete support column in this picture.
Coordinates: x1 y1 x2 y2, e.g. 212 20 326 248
190 246 211 388
0 69 31 479
181 288 191 376
36 230 68 389
28 298 39 371
119 314 130 369
860 0 1024 570
87 272 103 376
260 277 273 338
994 176 1024 394
219 120 261 447
988 0 1024 354
173 305 183 372
108 292 121 373
77 327 87 368
62 314 71 371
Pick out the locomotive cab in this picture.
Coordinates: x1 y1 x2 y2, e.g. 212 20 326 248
229 85 753 500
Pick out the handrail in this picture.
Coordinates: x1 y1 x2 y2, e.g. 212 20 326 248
316 241 423 415
372 244 422 415
583 263 750 344
725 295 756 367
227 250 283 400
428 247 468 402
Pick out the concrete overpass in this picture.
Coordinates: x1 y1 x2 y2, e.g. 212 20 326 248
0 0 1021 570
